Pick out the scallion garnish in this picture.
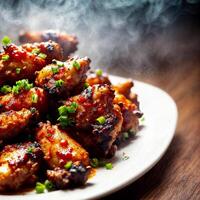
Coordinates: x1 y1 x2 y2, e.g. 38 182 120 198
31 94 38 103
105 162 113 170
96 116 106 124
51 67 59 74
38 53 47 59
96 69 103 76
1 36 11 46
55 79 64 87
2 54 10 61
72 60 80 70
0 85 12 94
35 182 45 193
32 48 40 55
44 180 54 191
64 161 72 170
12 79 33 94
83 82 89 89
90 158 99 168
15 68 21 74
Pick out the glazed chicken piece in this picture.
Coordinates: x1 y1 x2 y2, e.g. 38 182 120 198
0 87 47 113
63 84 115 129
86 71 111 86
36 122 89 169
36 122 90 189
0 108 38 141
60 84 123 157
19 30 78 58
0 41 63 85
35 57 90 96
0 142 43 192
113 93 139 132
71 104 123 157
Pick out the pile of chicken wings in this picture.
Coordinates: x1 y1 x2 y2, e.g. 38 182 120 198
0 30 142 193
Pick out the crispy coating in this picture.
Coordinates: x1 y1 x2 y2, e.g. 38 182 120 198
86 72 111 86
0 87 47 113
19 30 78 58
36 122 89 169
0 108 38 141
0 142 42 192
0 41 63 85
47 162 90 189
71 104 123 157
113 93 139 132
35 57 90 96
113 80 140 108
64 84 115 129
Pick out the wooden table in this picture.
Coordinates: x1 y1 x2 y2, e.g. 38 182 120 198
102 19 200 200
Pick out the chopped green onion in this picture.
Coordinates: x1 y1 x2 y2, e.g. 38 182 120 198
27 146 33 154
96 116 106 124
12 79 33 94
35 182 45 193
30 107 37 113
55 79 64 87
96 69 103 76
64 161 72 170
57 115 72 127
52 59 64 67
123 132 129 140
32 48 40 55
51 67 59 74
67 102 78 113
2 54 10 61
38 53 47 59
0 85 12 94
44 180 54 191
15 68 21 74
32 94 38 103
83 82 89 89
90 158 99 168
72 60 80 70
105 163 113 170
58 105 68 116
1 36 11 46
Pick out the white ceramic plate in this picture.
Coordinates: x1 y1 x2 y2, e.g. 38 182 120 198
0 75 178 200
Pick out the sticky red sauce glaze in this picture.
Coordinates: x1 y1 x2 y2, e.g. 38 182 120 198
0 87 47 113
64 84 115 129
3 44 27 61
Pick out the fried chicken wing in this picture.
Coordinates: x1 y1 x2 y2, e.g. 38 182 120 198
19 30 78 58
60 84 123 157
35 57 90 96
0 108 38 141
63 84 115 129
0 87 47 113
0 142 43 192
36 122 89 169
0 41 63 85
71 104 123 157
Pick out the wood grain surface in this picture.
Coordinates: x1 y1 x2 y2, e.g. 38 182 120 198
102 45 200 200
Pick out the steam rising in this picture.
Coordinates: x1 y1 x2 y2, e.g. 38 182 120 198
0 0 199 72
